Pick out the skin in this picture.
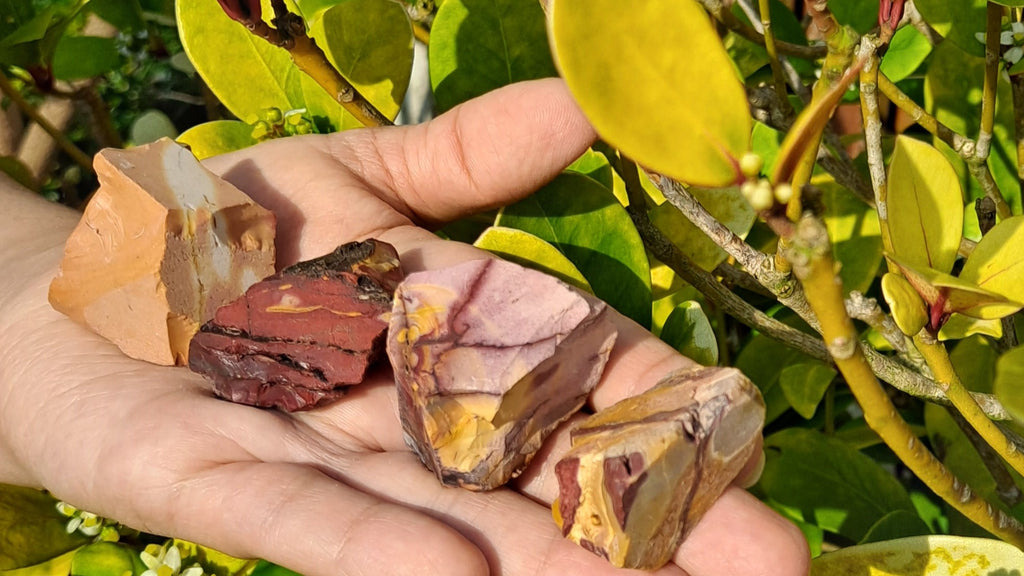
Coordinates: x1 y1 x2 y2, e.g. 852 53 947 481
0 78 809 576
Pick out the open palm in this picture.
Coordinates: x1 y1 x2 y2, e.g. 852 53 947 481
0 79 808 576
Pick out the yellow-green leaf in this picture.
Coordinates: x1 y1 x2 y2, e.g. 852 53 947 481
888 254 1018 320
881 272 928 336
0 550 77 576
811 535 1024 575
886 136 964 274
177 120 257 160
994 346 1024 424
473 226 592 293
938 314 1003 341
549 0 751 187
959 215 1024 306
649 186 756 271
659 301 718 366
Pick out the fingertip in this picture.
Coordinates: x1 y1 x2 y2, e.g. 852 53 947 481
675 488 811 576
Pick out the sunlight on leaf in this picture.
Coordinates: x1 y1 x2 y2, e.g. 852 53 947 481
69 542 140 576
959 216 1024 307
473 226 592 293
881 273 928 336
429 0 555 112
993 346 1024 424
886 135 963 274
648 186 755 272
811 535 1024 575
550 0 751 187
659 301 717 366
177 121 257 160
497 173 652 327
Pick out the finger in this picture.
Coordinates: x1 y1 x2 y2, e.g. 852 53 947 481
339 451 686 576
329 77 597 227
144 461 489 576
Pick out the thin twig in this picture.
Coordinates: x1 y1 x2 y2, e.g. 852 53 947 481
947 407 1024 508
0 69 93 174
695 0 827 60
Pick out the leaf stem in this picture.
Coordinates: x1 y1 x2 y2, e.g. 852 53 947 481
914 331 1024 480
0 69 93 176
786 214 1024 547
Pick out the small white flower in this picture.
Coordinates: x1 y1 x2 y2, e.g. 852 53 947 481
1001 30 1016 45
141 544 205 576
56 501 104 537
1012 22 1024 35
1006 46 1024 65
977 31 988 44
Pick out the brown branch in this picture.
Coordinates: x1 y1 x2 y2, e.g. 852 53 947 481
695 0 827 60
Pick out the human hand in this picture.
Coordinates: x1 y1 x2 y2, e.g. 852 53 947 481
0 78 809 576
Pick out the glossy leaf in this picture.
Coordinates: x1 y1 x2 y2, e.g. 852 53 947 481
473 226 592 292
0 549 77 576
888 254 1018 320
811 536 1024 575
429 0 555 112
778 362 836 419
938 314 1003 341
914 0 986 57
858 510 932 544
994 346 1024 424
52 36 120 80
880 25 932 83
819 177 883 294
828 0 880 34
648 186 756 271
177 0 409 131
760 428 915 542
308 0 412 129
881 272 928 336
659 301 718 366
960 216 1024 306
69 543 139 576
550 0 751 187
0 485 87 570
886 135 963 274
925 41 1022 214
177 121 258 160
565 149 613 191
496 172 652 327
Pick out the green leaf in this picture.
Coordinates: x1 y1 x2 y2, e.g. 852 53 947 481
565 149 613 191
880 25 932 83
174 539 258 576
828 0 879 34
938 312 1003 340
925 41 1022 215
496 172 652 327
858 510 932 544
811 536 1024 575
989 0 1024 7
177 0 410 132
881 272 928 336
249 561 301 576
778 362 836 419
659 301 718 366
0 485 88 570
751 122 782 178
130 110 178 145
888 254 1019 320
760 428 915 542
550 0 751 187
960 215 1024 306
69 543 138 576
914 0 986 57
735 327 813 424
994 346 1024 424
0 549 77 576
88 0 146 32
52 36 120 80
648 186 756 272
177 121 258 160
820 177 883 294
886 135 963 274
429 0 555 112
472 226 592 293
307 0 413 129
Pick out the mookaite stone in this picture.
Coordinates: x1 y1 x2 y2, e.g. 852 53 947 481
189 239 403 411
48 138 275 366
388 258 618 491
554 366 765 570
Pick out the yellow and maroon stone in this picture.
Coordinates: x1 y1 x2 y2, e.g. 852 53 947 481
388 258 618 491
189 239 403 411
553 366 765 570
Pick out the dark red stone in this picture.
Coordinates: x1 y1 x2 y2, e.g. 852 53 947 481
189 239 403 411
